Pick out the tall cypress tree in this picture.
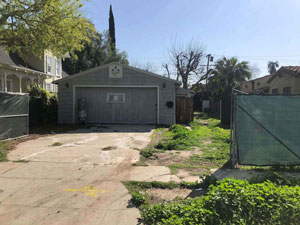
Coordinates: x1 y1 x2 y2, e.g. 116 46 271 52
109 5 116 51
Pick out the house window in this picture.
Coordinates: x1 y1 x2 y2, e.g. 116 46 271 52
53 84 58 93
283 87 291 95
245 84 248 88
46 56 53 74
46 83 51 91
56 58 61 76
107 93 125 103
257 82 260 87
272 88 278 95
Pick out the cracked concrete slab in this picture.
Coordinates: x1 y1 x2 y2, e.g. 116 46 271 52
130 166 172 182
0 125 160 225
0 162 22 175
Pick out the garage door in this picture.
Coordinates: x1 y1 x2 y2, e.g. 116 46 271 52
75 87 157 124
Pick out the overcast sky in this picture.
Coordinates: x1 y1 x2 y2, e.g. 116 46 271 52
83 0 300 78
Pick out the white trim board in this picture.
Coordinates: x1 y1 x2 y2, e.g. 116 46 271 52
72 85 160 124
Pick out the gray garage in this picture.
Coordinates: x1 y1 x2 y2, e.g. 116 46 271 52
54 62 181 125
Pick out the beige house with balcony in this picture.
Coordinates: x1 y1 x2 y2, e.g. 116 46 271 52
240 74 271 94
240 66 300 95
0 47 68 94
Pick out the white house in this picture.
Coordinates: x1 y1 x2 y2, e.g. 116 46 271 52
0 47 68 94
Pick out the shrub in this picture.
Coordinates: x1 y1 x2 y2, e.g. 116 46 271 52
141 178 300 225
131 191 148 207
141 198 213 225
199 174 217 189
140 149 156 158
28 84 58 125
250 171 300 186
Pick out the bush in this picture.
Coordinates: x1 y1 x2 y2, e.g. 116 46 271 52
131 191 148 207
141 178 300 225
199 175 217 190
250 171 300 186
141 198 213 225
28 84 58 126
140 149 156 158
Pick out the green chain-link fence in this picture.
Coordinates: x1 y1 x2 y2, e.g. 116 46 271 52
0 93 29 140
231 93 300 166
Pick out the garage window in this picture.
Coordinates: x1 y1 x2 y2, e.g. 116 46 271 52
107 93 125 103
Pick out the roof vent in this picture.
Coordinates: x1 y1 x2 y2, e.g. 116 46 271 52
109 63 122 78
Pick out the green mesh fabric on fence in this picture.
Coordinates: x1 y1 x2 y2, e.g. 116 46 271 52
0 93 29 140
236 95 300 166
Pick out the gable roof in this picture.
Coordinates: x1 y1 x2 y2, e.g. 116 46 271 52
0 46 49 76
241 74 271 84
0 47 29 69
53 62 181 84
267 66 300 83
62 70 69 78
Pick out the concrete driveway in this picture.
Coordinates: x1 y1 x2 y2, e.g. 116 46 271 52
0 125 156 225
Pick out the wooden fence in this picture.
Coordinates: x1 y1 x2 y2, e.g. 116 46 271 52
176 97 194 124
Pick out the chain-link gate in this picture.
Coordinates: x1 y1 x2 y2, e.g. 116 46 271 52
230 90 300 166
0 93 29 140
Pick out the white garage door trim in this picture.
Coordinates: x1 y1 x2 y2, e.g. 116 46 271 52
73 85 160 124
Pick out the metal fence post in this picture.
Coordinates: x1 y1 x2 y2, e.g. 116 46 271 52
230 91 234 167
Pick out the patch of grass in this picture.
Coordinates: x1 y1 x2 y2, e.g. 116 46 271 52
0 141 9 162
168 163 200 174
160 119 230 174
239 165 300 172
137 116 230 174
0 137 29 162
124 181 180 193
102 146 117 151
0 136 44 162
134 128 168 165
51 142 63 147
132 161 148 166
124 176 217 207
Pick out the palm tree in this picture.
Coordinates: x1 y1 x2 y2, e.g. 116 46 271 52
208 57 252 99
267 61 279 74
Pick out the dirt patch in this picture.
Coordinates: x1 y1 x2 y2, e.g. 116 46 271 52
147 188 192 204
145 149 203 167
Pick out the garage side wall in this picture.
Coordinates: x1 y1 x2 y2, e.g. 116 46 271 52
58 67 176 125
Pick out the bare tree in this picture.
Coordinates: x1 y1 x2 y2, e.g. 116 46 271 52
164 40 206 89
249 63 261 79
162 64 171 78
130 61 158 73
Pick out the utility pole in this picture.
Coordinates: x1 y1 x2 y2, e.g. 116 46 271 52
206 54 213 84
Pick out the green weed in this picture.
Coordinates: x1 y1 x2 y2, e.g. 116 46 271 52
51 142 62 146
